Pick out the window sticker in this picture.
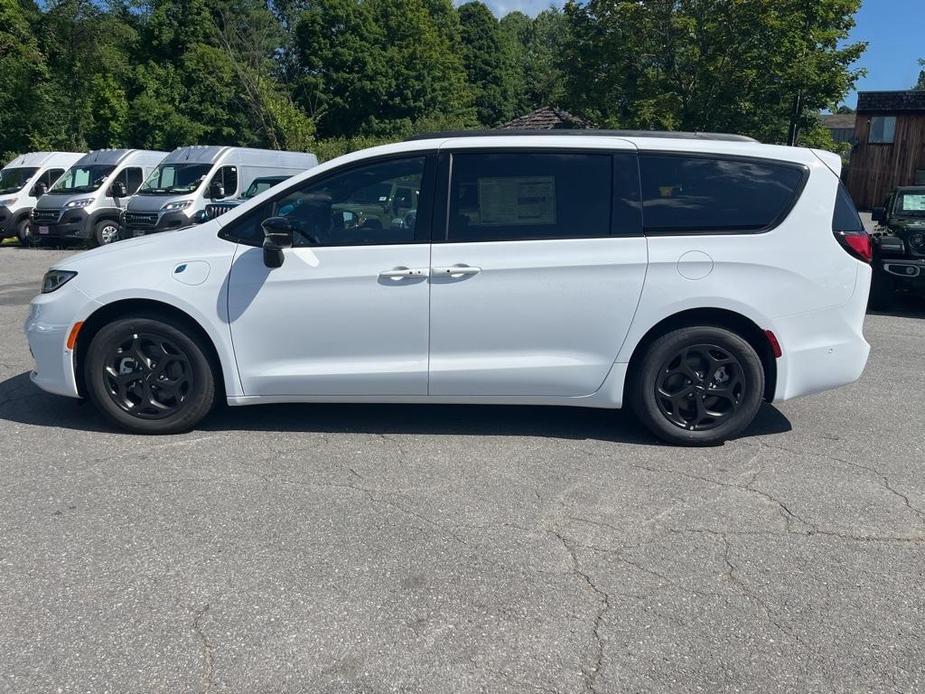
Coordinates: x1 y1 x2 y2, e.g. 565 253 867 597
477 176 556 226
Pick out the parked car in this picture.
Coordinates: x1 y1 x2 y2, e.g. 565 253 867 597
869 186 925 307
202 174 294 220
25 131 872 445
0 152 83 245
122 147 318 237
30 149 166 246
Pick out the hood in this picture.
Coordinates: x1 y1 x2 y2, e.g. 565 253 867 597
890 218 925 234
34 193 86 209
52 220 226 272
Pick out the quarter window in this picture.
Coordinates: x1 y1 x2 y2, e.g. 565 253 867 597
639 154 807 234
445 152 622 242
868 116 896 144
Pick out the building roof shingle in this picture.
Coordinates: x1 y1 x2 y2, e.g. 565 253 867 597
857 91 925 114
497 106 594 130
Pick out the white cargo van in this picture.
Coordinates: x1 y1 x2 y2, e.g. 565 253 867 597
31 149 166 246
0 152 83 244
122 146 318 238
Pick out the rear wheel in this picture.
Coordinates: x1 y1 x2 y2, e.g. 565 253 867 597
629 326 764 446
84 315 216 434
867 265 895 311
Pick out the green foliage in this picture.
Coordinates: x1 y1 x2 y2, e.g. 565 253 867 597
917 59 925 90
562 0 866 144
0 0 868 162
458 1 518 126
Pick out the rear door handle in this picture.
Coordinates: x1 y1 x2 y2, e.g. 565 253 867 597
379 266 429 280
433 264 482 278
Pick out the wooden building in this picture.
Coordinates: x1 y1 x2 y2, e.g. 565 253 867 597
845 90 925 210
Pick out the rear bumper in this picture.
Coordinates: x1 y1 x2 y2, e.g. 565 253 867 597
772 266 871 402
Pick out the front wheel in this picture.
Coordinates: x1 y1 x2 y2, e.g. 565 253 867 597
16 219 39 246
84 316 216 434
629 326 765 446
94 219 122 246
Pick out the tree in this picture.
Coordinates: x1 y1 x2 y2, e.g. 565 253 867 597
0 0 50 159
458 1 518 125
499 9 568 114
916 59 925 90
561 0 866 144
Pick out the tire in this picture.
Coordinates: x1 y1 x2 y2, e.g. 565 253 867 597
629 326 765 446
16 218 39 247
84 315 216 434
867 266 895 311
94 219 121 246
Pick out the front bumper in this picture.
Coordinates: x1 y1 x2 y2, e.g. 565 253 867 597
123 210 193 237
32 208 92 240
24 285 99 399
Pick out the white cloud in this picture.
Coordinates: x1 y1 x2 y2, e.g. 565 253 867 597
454 0 565 18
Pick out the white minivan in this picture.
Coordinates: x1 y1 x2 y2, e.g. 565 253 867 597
25 132 872 445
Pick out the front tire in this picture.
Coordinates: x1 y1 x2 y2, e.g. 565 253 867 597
84 316 216 434
94 219 122 246
629 326 765 446
16 219 39 246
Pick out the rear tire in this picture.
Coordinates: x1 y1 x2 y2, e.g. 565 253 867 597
867 266 895 311
629 326 765 446
84 315 216 434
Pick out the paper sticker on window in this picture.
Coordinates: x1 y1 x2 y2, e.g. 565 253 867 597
478 176 556 225
900 194 925 212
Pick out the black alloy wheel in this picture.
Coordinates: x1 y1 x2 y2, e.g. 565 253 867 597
630 326 764 446
85 315 216 434
102 331 193 419
655 344 745 432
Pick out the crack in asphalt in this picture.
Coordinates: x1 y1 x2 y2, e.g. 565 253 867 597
192 604 215 694
547 529 610 694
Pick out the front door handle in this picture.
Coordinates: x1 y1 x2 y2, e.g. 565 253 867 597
433 264 482 278
379 266 429 280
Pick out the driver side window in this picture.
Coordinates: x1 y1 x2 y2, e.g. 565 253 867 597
222 156 430 248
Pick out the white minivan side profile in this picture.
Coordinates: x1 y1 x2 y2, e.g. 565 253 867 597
25 132 872 445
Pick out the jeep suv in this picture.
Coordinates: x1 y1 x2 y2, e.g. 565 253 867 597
870 187 925 307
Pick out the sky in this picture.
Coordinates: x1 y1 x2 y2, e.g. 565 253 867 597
471 0 924 109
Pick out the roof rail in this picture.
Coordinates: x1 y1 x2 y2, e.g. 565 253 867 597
405 129 758 143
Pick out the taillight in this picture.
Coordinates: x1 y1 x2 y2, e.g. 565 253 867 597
834 230 872 263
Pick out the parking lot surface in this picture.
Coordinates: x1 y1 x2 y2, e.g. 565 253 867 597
1 246 924 693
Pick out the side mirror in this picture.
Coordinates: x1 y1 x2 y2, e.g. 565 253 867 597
111 181 127 198
210 182 225 199
32 182 48 197
262 217 292 268
871 207 886 224
192 210 209 224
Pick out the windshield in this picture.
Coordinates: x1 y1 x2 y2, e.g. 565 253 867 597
0 167 39 195
243 177 289 199
896 192 925 216
50 165 116 194
138 163 213 195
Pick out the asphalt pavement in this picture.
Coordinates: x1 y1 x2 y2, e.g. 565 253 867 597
1 246 924 693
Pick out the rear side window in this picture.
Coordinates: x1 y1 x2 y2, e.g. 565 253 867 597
639 154 807 234
832 183 864 232
445 152 617 242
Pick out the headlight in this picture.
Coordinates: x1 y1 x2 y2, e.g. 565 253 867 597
0 198 17 207
65 198 94 209
161 200 193 212
41 270 78 294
